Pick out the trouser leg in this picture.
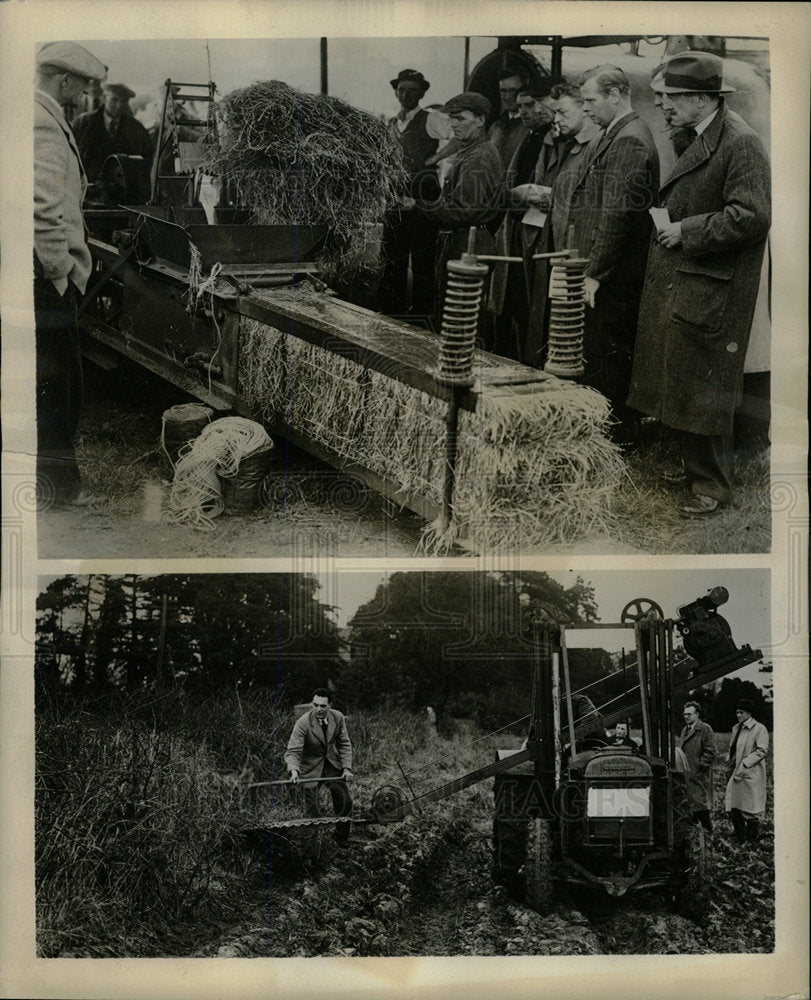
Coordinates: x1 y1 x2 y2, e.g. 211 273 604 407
693 809 713 833
35 277 84 504
745 818 761 843
729 807 747 843
408 212 437 323
380 213 410 315
679 429 735 504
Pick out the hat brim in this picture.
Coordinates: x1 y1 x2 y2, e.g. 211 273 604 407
659 83 735 94
390 78 429 92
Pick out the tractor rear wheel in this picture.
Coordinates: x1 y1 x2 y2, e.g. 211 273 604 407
524 817 555 915
673 822 710 921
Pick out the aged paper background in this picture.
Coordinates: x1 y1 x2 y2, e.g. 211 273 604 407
1 1 808 998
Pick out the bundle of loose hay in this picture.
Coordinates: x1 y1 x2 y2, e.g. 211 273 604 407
237 304 627 553
200 80 407 258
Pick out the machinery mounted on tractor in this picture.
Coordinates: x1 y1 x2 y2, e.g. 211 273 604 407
248 587 762 920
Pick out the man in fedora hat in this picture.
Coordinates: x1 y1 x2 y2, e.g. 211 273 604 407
34 41 107 507
379 69 452 324
724 698 769 844
628 51 771 518
72 80 154 188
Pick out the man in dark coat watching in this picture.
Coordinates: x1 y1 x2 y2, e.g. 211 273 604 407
72 81 154 191
424 92 502 341
627 52 771 518
379 69 451 324
488 66 530 167
557 65 660 443
285 689 354 844
677 700 716 831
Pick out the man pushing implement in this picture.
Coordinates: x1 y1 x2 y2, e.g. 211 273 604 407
285 689 354 845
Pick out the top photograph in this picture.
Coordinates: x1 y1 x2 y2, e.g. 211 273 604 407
32 33 772 559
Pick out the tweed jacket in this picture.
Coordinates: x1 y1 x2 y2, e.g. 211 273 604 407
724 716 769 815
284 708 353 780
488 112 529 168
34 91 92 294
553 110 659 291
677 719 716 812
627 105 771 436
71 105 155 183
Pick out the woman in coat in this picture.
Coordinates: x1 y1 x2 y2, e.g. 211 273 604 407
627 52 771 518
724 699 769 844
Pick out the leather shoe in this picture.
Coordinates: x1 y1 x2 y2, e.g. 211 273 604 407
678 494 724 518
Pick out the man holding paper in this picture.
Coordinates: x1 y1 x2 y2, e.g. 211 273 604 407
627 52 771 518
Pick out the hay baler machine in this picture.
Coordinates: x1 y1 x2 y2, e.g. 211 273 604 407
253 588 761 918
78 75 625 550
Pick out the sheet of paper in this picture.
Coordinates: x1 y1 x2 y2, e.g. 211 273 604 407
649 207 671 229
522 207 547 228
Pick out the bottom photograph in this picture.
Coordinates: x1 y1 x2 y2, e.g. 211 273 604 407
34 568 774 958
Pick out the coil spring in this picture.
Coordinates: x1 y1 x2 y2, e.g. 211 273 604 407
438 259 489 387
544 256 588 378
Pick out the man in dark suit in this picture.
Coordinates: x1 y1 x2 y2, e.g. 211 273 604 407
628 52 771 517
677 701 716 831
284 689 354 843
72 81 154 190
562 65 660 442
487 66 530 167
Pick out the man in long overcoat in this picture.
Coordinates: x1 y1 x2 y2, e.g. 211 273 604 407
34 42 107 507
551 65 659 441
724 698 769 845
677 701 716 831
285 689 354 843
627 51 771 518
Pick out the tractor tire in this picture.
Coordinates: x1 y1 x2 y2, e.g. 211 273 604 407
524 817 555 916
673 822 710 921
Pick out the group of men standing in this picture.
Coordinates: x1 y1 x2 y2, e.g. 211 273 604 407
381 51 771 518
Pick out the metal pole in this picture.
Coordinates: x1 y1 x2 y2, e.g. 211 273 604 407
320 38 328 95
463 37 470 89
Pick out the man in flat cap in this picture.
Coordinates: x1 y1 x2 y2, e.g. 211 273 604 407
380 69 452 325
72 80 154 189
34 41 106 506
628 52 771 518
421 92 502 341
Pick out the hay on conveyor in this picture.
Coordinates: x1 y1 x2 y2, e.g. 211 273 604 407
237 310 627 553
200 80 407 256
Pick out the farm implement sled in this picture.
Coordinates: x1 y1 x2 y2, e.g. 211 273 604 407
249 587 762 918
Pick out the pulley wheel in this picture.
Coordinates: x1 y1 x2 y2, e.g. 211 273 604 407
372 785 406 816
621 597 664 624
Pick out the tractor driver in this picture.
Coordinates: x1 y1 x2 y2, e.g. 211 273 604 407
284 689 354 845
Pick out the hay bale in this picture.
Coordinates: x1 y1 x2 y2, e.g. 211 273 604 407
237 312 626 552
201 80 408 265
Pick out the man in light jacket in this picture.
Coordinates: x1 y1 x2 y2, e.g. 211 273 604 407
724 698 769 844
285 689 354 844
34 42 107 507
677 701 716 832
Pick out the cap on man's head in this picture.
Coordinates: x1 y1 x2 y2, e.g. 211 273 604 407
390 68 430 93
659 50 735 94
443 91 491 117
103 82 136 101
736 698 754 713
36 41 107 81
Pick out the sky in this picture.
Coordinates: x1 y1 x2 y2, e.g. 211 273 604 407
315 567 772 688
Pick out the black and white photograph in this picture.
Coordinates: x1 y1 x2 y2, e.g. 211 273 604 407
26 31 773 559
0 2 808 1000
33 569 773 958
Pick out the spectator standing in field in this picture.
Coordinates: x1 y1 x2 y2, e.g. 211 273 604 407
488 80 558 361
71 82 154 188
553 65 659 444
34 41 107 507
627 52 771 518
677 700 716 832
284 689 354 845
488 66 531 167
379 69 452 324
724 698 769 845
425 92 502 341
